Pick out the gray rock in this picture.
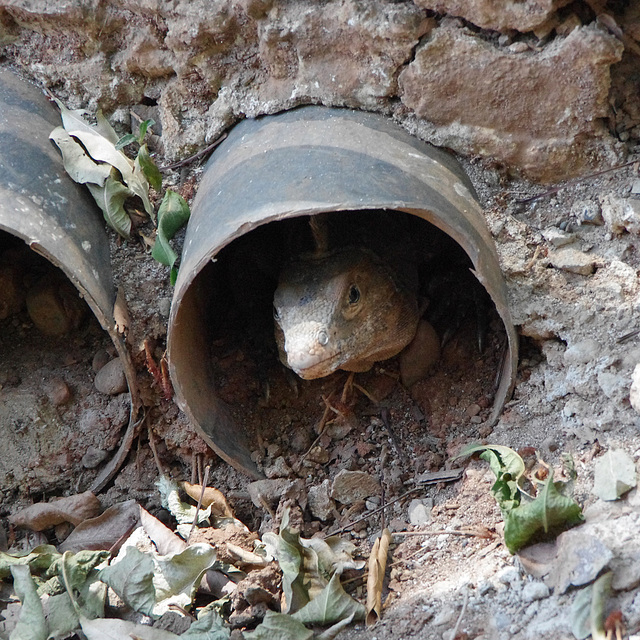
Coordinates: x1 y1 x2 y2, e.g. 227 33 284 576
330 470 381 504
94 357 127 395
308 479 335 521
264 456 293 479
563 339 600 365
549 248 597 275
408 498 432 525
521 581 550 602
601 196 640 234
542 227 576 247
81 446 108 469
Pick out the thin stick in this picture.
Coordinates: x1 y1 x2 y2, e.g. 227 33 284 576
394 528 493 538
147 421 166 478
159 133 228 171
514 160 637 204
327 486 423 536
451 589 469 639
187 464 210 544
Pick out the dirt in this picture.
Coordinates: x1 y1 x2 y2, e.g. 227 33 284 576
1 8 640 640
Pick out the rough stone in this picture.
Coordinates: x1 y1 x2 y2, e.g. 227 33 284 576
399 24 623 182
542 227 575 248
94 358 128 395
45 377 71 407
548 248 597 275
412 0 572 33
408 498 432 525
601 196 640 234
330 470 381 505
563 339 600 365
264 455 293 479
308 479 335 521
521 581 550 603
81 446 108 469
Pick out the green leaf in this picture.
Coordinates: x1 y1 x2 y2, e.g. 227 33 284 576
503 474 584 554
138 119 155 143
55 99 153 215
183 607 230 639
0 545 60 581
152 543 218 607
316 613 355 640
152 190 191 276
87 175 133 239
590 571 612 640
10 565 47 640
49 127 112 186
115 133 138 150
98 546 156 617
262 511 310 614
292 573 365 625
455 444 526 484
42 592 80 640
243 611 313 640
137 144 163 191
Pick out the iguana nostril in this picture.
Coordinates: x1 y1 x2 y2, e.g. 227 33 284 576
318 329 329 346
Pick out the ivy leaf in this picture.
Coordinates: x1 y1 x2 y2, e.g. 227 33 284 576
152 190 190 284
137 118 155 143
10 564 47 640
95 110 120 145
98 546 156 617
243 611 313 640
87 175 134 239
137 144 162 192
115 133 138 150
503 472 584 553
0 545 60 581
292 573 365 625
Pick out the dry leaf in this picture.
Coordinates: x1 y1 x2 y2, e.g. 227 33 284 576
9 491 102 531
59 500 140 553
179 481 235 518
113 286 131 340
365 528 392 626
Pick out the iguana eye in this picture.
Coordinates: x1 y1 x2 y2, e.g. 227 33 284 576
273 306 280 322
348 285 360 305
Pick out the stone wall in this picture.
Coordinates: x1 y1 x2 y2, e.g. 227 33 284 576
1 0 638 182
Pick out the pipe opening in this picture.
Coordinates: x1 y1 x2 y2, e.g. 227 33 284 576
0 230 129 497
181 209 507 476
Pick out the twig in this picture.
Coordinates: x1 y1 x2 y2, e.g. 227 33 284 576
327 486 422 536
187 464 210 544
514 160 637 204
394 528 494 538
617 328 640 344
147 420 166 478
451 589 469 639
159 133 228 171
380 407 408 465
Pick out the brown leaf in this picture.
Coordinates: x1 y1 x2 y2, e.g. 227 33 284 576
140 506 186 555
366 528 392 626
9 491 102 531
113 286 131 340
179 481 235 518
59 500 140 553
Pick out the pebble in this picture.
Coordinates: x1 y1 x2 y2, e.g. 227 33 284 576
548 248 596 275
92 349 111 373
571 200 603 225
521 581 550 602
408 498 432 525
264 456 292 479
330 470 381 505
158 297 172 317
563 338 600 365
46 377 71 406
542 227 575 247
307 445 329 464
81 446 108 469
465 403 481 417
94 357 128 395
601 196 640 234
308 479 334 521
